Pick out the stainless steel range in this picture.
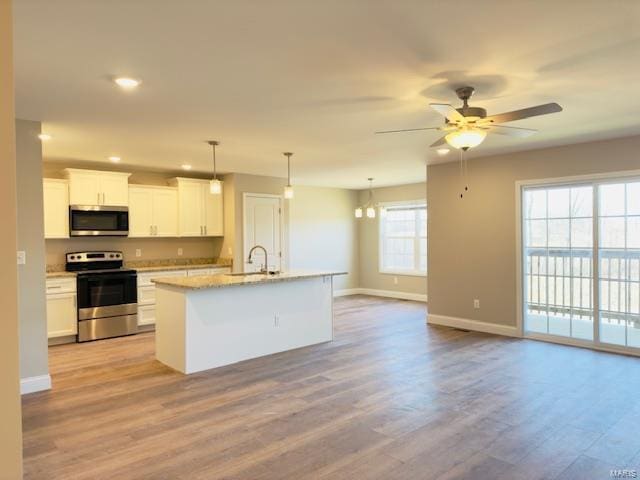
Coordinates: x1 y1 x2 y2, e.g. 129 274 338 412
66 251 138 342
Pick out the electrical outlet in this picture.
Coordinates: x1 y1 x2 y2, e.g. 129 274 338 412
135 249 142 258
393 276 398 285
274 314 280 327
17 251 26 265
474 299 480 309
227 247 233 256
177 248 183 256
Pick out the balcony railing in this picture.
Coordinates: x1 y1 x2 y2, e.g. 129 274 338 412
526 247 640 326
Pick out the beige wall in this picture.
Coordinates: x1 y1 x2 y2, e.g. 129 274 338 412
428 135 640 327
358 182 427 296
289 186 359 290
42 163 224 265
16 119 49 381
0 0 24 476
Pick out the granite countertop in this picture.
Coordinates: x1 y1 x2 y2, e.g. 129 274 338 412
152 271 347 290
46 258 232 278
133 262 230 273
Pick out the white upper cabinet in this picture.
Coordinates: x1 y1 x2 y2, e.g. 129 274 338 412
64 169 131 206
43 179 69 239
128 185 178 237
170 178 224 237
204 186 224 236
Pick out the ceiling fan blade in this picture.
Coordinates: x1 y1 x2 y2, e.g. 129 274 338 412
430 135 448 147
374 127 440 135
482 102 562 124
430 103 465 123
486 125 538 138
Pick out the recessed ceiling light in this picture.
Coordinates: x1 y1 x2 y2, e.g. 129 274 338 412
114 77 141 89
108 156 121 163
38 133 52 141
181 164 192 171
436 148 450 156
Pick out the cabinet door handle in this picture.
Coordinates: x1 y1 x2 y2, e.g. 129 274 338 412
150 225 153 236
204 225 207 235
97 192 100 204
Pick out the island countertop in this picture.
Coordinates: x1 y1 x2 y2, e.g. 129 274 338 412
152 271 346 290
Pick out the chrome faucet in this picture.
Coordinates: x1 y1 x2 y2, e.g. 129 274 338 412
247 245 269 273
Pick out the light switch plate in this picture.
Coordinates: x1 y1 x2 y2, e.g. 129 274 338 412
474 299 480 309
135 249 142 257
17 251 26 265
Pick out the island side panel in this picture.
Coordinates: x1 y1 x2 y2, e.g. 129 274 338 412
155 286 188 373
184 275 333 374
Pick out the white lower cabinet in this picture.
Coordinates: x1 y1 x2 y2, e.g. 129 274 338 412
46 278 77 338
137 304 157 326
137 267 230 326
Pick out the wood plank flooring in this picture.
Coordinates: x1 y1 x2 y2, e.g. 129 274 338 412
22 295 640 479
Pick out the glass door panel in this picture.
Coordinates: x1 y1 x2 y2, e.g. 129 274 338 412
523 185 594 340
598 181 640 347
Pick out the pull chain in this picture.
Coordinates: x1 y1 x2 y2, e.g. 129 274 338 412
459 149 470 199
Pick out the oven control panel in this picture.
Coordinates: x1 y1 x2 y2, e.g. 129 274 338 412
67 251 123 263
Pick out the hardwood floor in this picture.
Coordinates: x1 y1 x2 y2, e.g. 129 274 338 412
23 295 640 479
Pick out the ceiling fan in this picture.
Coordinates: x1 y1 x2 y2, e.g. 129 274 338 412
375 86 562 150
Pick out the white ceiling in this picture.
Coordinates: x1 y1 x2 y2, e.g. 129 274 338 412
14 0 640 189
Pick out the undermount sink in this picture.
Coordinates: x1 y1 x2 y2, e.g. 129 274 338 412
225 271 281 277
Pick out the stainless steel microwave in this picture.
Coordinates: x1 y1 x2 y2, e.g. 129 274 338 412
69 205 129 236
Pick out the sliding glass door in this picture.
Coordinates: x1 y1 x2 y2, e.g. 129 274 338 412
523 185 594 340
522 177 640 353
598 181 640 348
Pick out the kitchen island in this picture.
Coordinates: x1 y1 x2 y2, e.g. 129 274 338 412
152 271 345 374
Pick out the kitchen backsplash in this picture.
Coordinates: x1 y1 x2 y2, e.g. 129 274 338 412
45 236 226 266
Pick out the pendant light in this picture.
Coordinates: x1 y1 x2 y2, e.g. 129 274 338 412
208 140 221 195
283 152 294 199
355 178 376 219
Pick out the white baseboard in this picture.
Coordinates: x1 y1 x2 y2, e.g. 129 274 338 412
334 288 361 297
427 314 520 338
334 288 427 303
20 374 52 395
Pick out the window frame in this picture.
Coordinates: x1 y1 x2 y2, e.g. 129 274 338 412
378 200 427 277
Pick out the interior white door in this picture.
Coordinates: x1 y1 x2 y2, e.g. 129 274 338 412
243 194 281 272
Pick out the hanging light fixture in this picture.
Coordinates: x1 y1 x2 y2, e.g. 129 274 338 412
355 178 377 219
208 140 221 194
283 152 294 199
445 126 487 150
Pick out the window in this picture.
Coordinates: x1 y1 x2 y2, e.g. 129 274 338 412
379 202 427 275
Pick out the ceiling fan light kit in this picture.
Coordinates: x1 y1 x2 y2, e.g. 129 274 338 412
445 127 487 150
